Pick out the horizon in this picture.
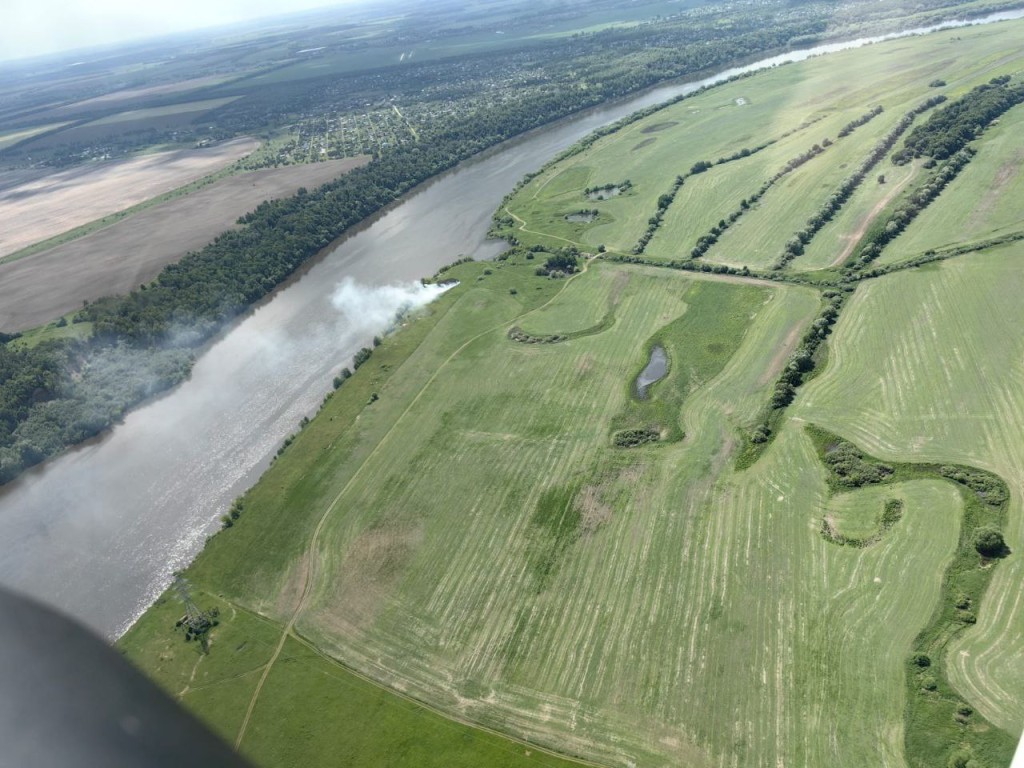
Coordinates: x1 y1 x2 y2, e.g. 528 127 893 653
1 0 368 64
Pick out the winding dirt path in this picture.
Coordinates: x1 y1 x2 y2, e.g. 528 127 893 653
830 167 916 268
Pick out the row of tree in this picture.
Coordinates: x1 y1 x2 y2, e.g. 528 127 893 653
689 141 829 259
632 140 776 255
851 146 976 270
773 96 946 269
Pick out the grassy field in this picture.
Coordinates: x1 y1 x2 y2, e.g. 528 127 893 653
793 157 922 270
124 257 833 766
121 18 1024 768
876 103 1024 266
500 21 1024 270
796 244 1024 738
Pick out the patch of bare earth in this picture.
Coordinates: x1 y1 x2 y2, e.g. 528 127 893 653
274 551 312 621
317 524 424 637
0 156 369 331
830 168 916 268
758 323 803 386
0 136 260 258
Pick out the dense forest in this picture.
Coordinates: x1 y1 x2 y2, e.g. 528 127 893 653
892 77 1024 163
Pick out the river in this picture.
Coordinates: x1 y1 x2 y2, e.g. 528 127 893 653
1 10 1021 639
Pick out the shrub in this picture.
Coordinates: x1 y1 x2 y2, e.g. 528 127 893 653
973 526 1007 558
613 428 660 448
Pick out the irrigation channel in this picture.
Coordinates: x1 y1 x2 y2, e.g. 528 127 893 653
1 10 1021 639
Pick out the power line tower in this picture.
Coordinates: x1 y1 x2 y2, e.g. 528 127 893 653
172 574 218 651
172 574 202 627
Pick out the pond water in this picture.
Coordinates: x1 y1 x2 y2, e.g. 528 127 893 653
636 345 668 399
587 187 622 201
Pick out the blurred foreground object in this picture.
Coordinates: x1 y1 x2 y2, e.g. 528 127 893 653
0 586 251 767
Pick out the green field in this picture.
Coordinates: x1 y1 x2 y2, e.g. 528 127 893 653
122 18 1024 768
797 244 1024 737
876 104 1024 265
84 97 241 126
499 21 1024 271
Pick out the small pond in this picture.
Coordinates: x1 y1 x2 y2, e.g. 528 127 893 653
565 211 597 223
587 186 622 201
636 345 668 399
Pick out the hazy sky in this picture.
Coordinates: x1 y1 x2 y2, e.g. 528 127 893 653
3 0 358 62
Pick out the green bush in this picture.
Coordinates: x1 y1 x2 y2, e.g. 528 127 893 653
973 526 1007 558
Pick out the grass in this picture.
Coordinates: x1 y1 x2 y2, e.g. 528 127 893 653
795 243 1024 737
499 20 1024 271
121 18 1024 768
794 158 922 270
609 278 767 441
12 317 93 348
876 103 1024 266
123 256 824 766
803 424 1015 768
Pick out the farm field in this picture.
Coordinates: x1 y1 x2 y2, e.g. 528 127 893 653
792 157 921 270
0 122 70 151
875 105 1024 266
41 75 242 117
0 136 259 260
795 244 1024 736
499 21 1024 271
0 155 368 331
119 16 1024 768
16 97 243 152
124 258 836 767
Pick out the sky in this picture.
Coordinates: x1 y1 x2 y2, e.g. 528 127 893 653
2 0 360 62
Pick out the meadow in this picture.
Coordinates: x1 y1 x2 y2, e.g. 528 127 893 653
875 104 1024 265
500 21 1024 271
121 16 1024 768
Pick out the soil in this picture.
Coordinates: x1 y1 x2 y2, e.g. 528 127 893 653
0 156 370 331
0 137 260 258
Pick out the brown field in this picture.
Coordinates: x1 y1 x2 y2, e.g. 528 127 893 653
0 136 259 258
0 156 370 331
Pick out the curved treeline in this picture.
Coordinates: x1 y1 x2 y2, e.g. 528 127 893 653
773 95 946 269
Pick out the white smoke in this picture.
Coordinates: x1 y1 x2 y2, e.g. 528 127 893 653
330 277 455 336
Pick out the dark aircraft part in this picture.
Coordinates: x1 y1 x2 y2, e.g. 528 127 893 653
0 586 252 767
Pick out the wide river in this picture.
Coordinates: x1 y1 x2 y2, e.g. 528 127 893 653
2 11 1021 639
